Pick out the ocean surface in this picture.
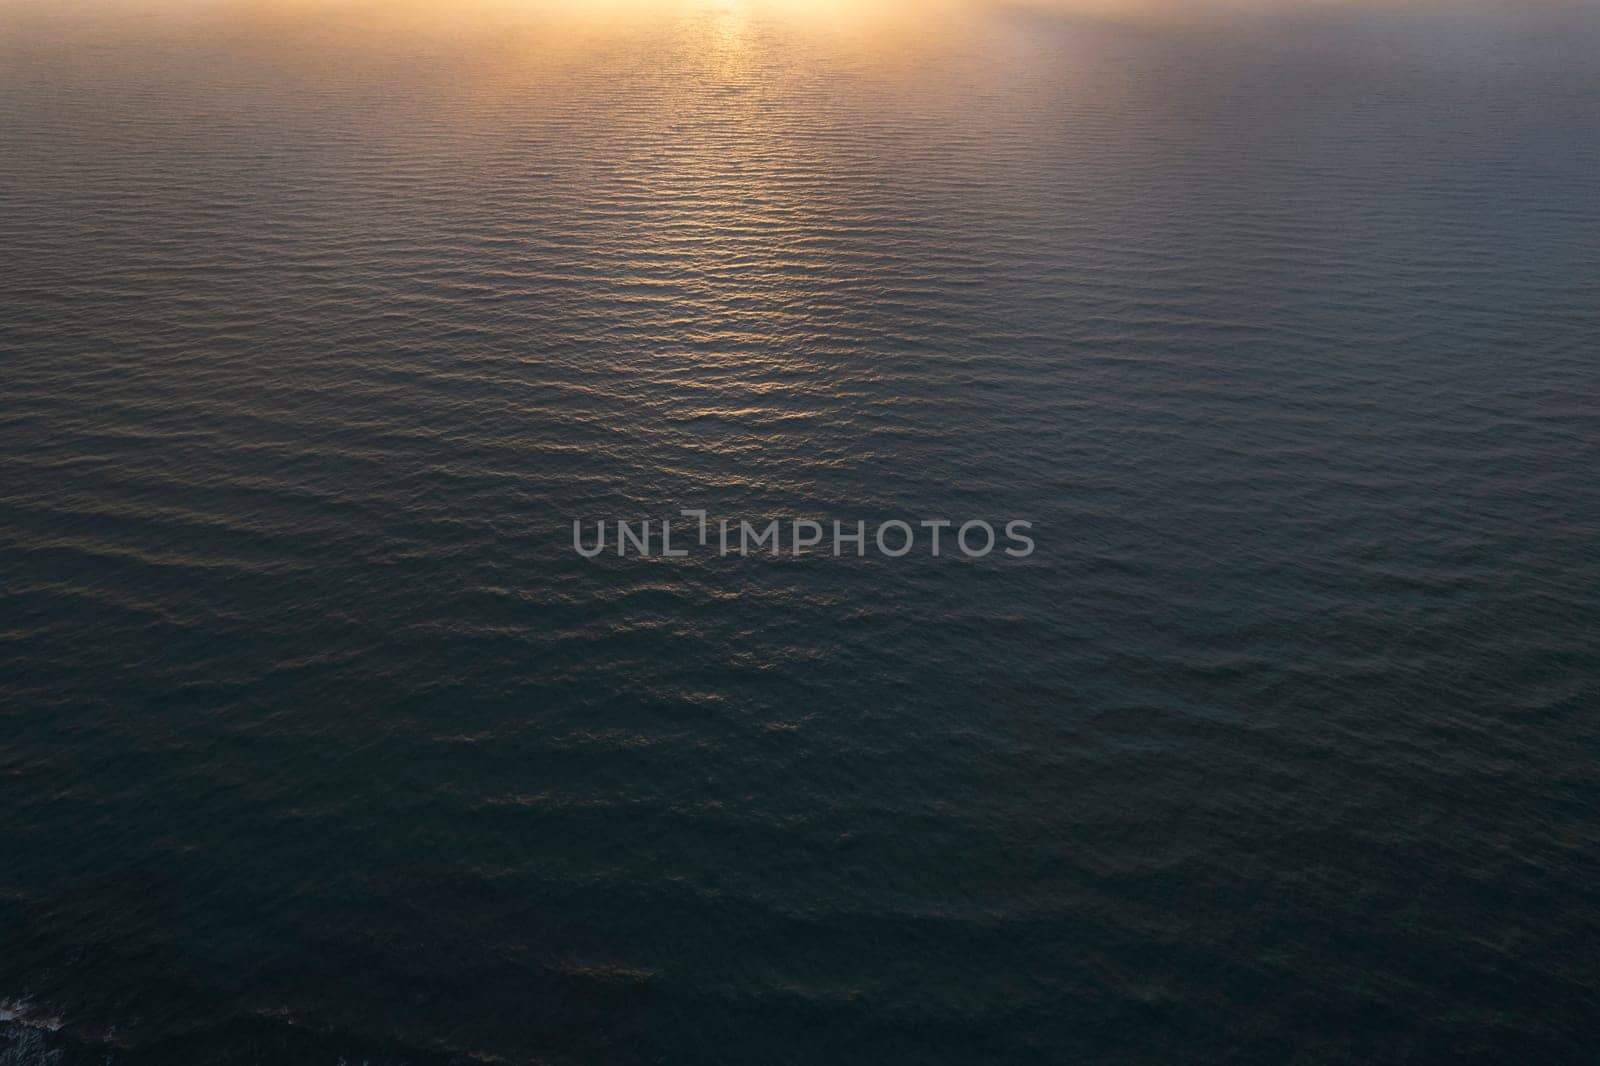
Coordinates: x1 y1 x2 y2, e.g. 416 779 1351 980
2 1 1599 1062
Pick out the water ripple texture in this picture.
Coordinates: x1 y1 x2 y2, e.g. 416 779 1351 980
2 2 1599 1063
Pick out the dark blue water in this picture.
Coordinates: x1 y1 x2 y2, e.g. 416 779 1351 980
3 1 1599 1062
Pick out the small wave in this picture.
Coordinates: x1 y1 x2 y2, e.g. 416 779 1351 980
0 1001 61 1034
0 1000 65 1066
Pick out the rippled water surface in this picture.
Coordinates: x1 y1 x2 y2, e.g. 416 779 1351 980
3 1 1599 1062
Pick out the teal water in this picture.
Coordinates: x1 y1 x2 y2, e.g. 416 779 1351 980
2 1 1599 1062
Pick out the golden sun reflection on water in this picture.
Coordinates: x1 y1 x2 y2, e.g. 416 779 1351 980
3 0 973 52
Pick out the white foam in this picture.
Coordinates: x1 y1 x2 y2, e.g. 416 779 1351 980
0 1000 62 1034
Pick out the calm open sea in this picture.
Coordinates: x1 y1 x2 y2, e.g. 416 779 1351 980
2 1 1598 1062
